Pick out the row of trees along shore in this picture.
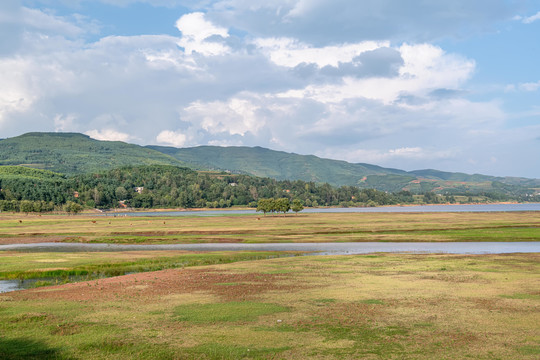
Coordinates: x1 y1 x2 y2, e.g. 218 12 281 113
256 198 304 215
0 165 531 213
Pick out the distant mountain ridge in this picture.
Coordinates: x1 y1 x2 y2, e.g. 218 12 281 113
0 132 186 174
146 145 410 186
1 132 539 195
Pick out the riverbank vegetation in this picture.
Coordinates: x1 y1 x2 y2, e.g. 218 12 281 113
1 253 538 359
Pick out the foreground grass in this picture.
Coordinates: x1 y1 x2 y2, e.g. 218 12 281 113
1 211 539 244
1 253 538 359
0 251 296 283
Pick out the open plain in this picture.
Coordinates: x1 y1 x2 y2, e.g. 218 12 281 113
1 211 539 359
1 211 539 244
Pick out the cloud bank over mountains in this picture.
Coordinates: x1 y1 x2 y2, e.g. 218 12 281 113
0 0 539 177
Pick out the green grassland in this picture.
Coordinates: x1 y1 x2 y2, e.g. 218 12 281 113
1 253 538 359
0 251 297 282
0 211 539 244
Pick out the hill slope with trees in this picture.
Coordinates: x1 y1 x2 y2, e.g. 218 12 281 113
0 132 186 174
0 165 416 212
1 132 539 197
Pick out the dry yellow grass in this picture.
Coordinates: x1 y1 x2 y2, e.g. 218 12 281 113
1 253 538 359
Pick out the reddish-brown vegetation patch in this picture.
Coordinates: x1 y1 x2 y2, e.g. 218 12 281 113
0 236 66 245
11 268 295 303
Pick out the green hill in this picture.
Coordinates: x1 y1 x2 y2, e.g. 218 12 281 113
1 132 538 197
0 133 186 174
148 145 540 192
408 169 499 183
147 145 408 186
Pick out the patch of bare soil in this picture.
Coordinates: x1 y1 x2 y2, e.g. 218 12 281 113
0 236 66 245
9 268 296 302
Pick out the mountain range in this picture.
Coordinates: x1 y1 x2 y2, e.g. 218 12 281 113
1 132 539 195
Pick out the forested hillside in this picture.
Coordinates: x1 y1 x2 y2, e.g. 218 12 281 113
147 145 407 186
0 133 185 174
0 165 416 211
1 132 539 197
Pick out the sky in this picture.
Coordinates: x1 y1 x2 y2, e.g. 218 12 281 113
1 0 539 178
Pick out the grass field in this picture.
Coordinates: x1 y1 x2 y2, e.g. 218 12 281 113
1 211 539 244
1 253 539 359
0 251 298 282
0 211 538 359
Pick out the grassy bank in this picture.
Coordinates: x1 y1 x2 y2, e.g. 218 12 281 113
1 211 539 244
1 253 538 359
0 250 296 282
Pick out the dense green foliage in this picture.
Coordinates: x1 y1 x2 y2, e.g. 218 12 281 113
148 144 540 193
0 165 418 211
148 144 407 186
0 132 185 174
1 132 539 203
256 198 295 215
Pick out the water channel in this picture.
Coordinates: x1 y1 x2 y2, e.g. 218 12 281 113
103 203 540 217
2 241 538 293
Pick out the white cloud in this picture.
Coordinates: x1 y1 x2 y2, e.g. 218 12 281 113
522 11 540 24
0 57 49 124
326 147 458 164
156 130 188 147
21 7 85 37
182 96 265 136
519 81 540 92
254 37 387 67
205 0 516 44
274 43 475 105
176 12 230 56
54 113 78 132
86 129 133 142
0 0 538 178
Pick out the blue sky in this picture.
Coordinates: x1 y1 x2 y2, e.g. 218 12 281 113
1 0 539 178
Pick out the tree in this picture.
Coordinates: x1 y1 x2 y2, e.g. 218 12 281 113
20 200 34 214
63 201 83 214
256 198 274 215
275 198 290 216
291 199 304 215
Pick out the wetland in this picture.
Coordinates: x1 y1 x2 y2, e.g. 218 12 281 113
0 210 539 359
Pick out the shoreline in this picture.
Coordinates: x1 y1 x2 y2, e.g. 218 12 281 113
0 201 539 216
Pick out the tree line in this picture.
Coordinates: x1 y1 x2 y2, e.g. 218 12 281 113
1 164 532 213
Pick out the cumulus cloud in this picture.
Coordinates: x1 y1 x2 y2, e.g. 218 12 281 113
272 43 475 105
254 38 387 68
156 130 188 147
0 0 538 177
176 12 230 56
86 129 133 142
206 0 516 44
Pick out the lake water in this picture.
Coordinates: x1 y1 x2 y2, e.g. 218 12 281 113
1 241 538 294
104 203 540 217
1 241 538 254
